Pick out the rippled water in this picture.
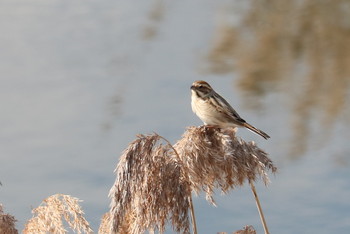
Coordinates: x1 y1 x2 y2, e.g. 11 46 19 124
1 0 349 233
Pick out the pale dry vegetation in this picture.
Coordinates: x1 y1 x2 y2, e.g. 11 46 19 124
1 126 275 234
108 134 191 234
23 194 93 234
173 127 275 205
219 225 257 234
108 126 276 234
0 204 18 234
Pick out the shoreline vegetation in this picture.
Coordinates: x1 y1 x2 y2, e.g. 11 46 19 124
206 0 350 158
1 126 276 234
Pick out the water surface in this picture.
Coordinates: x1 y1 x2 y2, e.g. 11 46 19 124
1 0 349 233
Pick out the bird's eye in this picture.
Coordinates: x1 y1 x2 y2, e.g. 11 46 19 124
198 85 203 89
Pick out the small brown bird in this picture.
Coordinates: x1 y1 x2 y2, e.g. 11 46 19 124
191 80 270 139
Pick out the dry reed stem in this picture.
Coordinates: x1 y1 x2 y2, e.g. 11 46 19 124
174 126 276 205
109 134 191 234
188 195 198 234
0 204 18 234
23 194 92 234
249 181 269 234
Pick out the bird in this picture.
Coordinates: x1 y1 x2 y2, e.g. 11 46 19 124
190 80 270 139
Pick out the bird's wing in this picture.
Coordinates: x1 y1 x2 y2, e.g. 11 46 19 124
209 92 246 123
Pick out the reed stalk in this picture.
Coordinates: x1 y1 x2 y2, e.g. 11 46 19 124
188 196 198 234
249 181 269 234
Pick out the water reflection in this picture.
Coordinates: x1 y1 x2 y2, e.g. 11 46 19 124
101 92 123 131
207 0 350 157
142 0 164 40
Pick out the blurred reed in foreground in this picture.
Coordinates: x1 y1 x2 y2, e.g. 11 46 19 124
109 126 276 234
23 194 92 234
0 204 18 234
218 225 256 234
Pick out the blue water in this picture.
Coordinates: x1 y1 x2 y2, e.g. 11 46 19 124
1 0 349 233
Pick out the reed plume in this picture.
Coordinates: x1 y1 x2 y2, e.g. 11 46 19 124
234 225 256 234
218 225 256 234
174 126 276 205
109 134 191 234
109 126 275 233
98 212 111 234
23 194 92 234
0 204 18 234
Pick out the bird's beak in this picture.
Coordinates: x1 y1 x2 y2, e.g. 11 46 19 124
190 85 195 90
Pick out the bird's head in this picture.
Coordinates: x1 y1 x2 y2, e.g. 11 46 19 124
190 80 214 98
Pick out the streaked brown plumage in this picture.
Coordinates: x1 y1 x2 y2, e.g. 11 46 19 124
191 80 270 139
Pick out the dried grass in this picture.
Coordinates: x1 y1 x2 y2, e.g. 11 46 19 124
0 204 18 234
109 127 276 233
2 123 275 233
2 126 274 233
108 134 191 234
23 194 92 234
174 126 276 205
234 225 257 234
218 225 256 234
98 212 111 234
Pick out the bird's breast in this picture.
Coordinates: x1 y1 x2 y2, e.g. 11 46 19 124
191 94 224 126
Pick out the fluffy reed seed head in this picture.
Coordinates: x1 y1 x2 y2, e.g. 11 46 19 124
234 225 257 234
23 194 92 234
108 134 191 234
109 127 276 232
0 204 18 234
174 126 276 205
98 212 110 234
218 225 256 234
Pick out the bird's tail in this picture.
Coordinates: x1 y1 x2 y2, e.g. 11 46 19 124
243 122 270 140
